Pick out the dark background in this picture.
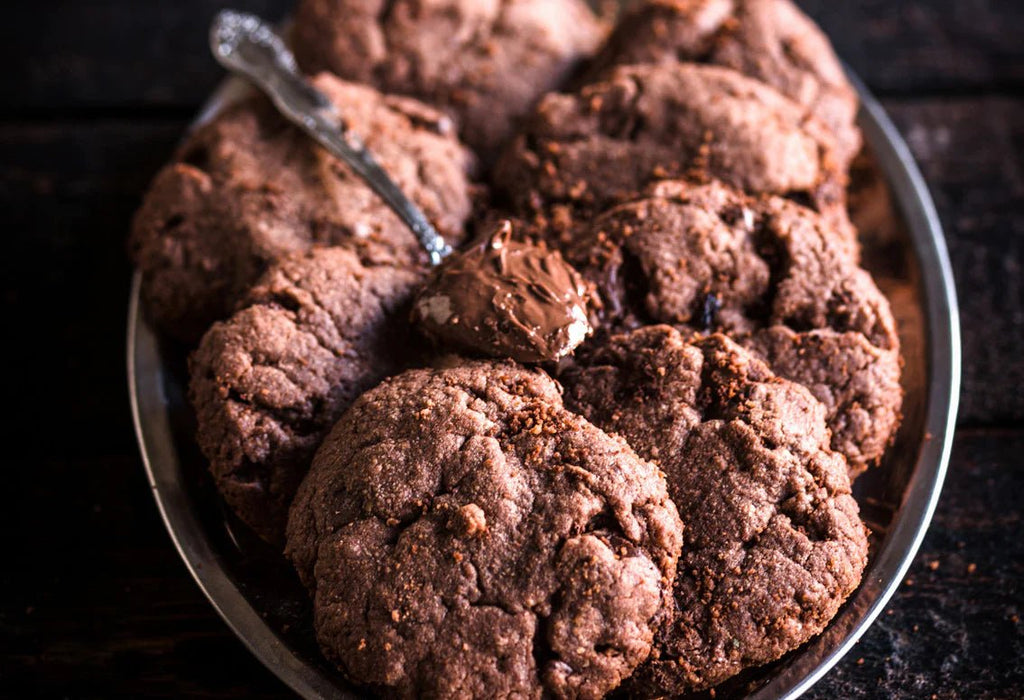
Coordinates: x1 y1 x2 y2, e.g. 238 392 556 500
1 0 1022 697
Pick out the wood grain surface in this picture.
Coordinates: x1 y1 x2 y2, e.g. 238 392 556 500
1 0 1021 697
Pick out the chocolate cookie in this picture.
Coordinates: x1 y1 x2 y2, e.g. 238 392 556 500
130 73 475 342
561 327 869 693
189 247 421 543
291 0 606 162
492 62 846 224
745 326 902 472
562 179 900 473
286 361 683 698
588 0 861 166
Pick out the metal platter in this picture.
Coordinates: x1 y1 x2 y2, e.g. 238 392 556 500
128 71 960 699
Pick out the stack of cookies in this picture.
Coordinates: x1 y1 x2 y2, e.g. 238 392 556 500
130 1 901 696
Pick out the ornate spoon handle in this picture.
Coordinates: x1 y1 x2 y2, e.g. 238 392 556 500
209 10 452 265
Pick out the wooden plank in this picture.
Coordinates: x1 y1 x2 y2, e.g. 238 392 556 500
808 429 1024 699
2 0 1022 116
0 0 291 115
0 457 289 698
0 120 184 458
799 0 1024 95
882 97 1024 425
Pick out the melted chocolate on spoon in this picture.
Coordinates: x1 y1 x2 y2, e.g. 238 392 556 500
414 221 592 363
212 13 590 362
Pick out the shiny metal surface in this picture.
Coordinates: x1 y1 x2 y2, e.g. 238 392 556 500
210 10 452 265
128 73 960 699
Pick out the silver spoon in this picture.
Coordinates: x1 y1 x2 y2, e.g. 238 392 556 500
209 10 452 265
209 10 593 362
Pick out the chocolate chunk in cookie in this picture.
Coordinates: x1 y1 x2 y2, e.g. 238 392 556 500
189 247 421 543
292 0 606 162
569 180 885 341
286 360 683 698
588 0 861 167
131 73 475 342
561 327 869 693
493 63 846 223
561 179 900 473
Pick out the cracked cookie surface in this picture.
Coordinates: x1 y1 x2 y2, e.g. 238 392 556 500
561 179 901 473
493 62 846 224
286 360 683 699
588 0 861 167
560 328 869 693
189 247 421 543
130 73 474 342
292 0 606 162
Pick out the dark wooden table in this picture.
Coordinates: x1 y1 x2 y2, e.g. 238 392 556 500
1 1 1021 697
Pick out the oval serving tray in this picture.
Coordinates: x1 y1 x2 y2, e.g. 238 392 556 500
128 70 960 699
